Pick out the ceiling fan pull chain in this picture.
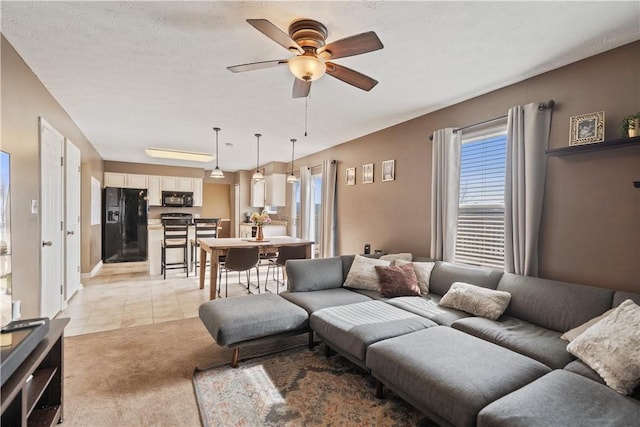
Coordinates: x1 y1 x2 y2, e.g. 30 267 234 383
305 96 309 137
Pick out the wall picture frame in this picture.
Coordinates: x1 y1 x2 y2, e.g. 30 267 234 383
346 167 356 186
362 163 374 184
382 159 395 182
569 111 605 146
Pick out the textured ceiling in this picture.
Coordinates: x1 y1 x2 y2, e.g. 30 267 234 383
2 1 639 172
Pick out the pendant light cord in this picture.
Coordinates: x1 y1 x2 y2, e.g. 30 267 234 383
213 127 220 168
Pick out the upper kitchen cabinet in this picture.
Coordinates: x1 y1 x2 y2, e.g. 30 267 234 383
193 178 203 207
251 179 266 207
161 176 194 192
148 175 162 206
265 173 286 206
104 172 148 189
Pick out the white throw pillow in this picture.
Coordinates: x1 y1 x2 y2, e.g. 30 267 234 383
395 260 434 294
560 309 614 342
343 255 391 291
380 253 413 263
439 282 511 320
567 299 640 395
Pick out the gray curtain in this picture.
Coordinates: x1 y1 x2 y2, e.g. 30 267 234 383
299 166 312 241
505 102 552 276
430 128 461 261
319 160 337 258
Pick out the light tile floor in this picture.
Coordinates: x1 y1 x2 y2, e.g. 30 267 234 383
59 261 282 337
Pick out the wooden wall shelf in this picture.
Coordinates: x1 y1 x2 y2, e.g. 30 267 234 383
546 136 640 156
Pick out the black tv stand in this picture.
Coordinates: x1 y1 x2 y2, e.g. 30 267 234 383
1 318 68 426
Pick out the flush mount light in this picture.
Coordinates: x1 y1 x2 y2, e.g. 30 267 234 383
252 133 264 181
210 127 225 179
145 148 213 162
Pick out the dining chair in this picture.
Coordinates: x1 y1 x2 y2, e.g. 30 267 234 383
218 246 260 298
190 218 219 275
160 218 190 280
264 245 308 294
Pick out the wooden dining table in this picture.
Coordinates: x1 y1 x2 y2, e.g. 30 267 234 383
198 237 314 300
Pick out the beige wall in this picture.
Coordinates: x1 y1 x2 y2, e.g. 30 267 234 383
294 41 640 293
1 35 104 317
202 183 231 219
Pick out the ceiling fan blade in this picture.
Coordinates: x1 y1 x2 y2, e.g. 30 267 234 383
247 19 304 54
292 78 311 98
318 31 383 59
325 62 378 91
227 59 288 73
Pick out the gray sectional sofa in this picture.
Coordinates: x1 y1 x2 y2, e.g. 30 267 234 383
279 255 640 427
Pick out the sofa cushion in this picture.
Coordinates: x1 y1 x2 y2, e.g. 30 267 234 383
310 300 435 366
286 256 345 292
429 261 503 296
367 326 550 427
452 315 572 369
440 282 511 320
497 272 613 332
396 260 434 294
613 290 640 307
567 299 640 395
561 308 614 341
375 263 421 297
385 294 472 326
564 360 640 400
477 370 640 427
280 288 372 314
343 255 391 291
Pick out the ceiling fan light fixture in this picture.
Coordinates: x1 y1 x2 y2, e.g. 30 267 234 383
288 54 326 81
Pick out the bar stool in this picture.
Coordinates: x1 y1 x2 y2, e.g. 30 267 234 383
217 246 260 298
160 218 189 280
190 218 219 275
264 245 308 294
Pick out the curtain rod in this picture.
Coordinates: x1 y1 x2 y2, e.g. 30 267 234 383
428 100 555 141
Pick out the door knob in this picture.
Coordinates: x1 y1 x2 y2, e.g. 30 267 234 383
67 231 75 235
42 241 53 247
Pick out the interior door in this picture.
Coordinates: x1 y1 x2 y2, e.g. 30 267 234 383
65 139 81 300
40 118 64 318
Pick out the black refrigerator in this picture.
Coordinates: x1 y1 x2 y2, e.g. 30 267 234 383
102 187 148 263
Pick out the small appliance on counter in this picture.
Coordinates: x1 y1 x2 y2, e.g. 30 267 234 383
103 187 148 263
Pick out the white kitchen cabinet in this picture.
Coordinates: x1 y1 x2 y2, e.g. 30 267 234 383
104 172 126 188
239 224 254 238
251 179 266 207
148 175 162 206
193 178 203 207
265 173 286 206
162 176 194 192
127 173 148 189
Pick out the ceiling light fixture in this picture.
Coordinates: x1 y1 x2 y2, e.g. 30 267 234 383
287 138 299 184
252 133 264 181
288 53 326 82
144 148 213 162
210 127 224 179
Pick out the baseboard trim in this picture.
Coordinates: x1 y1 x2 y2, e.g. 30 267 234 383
82 260 103 279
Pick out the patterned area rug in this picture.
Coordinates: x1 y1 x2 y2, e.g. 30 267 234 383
192 345 425 426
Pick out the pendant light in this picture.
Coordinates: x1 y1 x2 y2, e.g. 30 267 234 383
210 127 225 179
252 133 264 181
287 138 299 183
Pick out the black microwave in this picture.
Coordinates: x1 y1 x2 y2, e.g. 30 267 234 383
162 191 193 207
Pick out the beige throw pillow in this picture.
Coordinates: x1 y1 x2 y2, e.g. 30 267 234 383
343 255 391 291
380 253 413 263
395 260 434 294
567 299 640 395
561 309 614 342
439 282 511 320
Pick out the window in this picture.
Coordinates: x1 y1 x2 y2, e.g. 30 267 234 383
455 122 507 269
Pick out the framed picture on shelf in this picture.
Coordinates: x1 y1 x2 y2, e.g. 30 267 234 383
570 111 605 146
382 159 395 182
346 167 356 186
362 163 374 184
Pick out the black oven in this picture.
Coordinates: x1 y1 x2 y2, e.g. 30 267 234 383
162 191 193 207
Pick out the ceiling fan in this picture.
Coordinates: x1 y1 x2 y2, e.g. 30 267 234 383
227 18 384 98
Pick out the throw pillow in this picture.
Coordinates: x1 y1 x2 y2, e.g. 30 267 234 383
343 254 391 291
380 253 413 263
561 309 614 342
374 263 421 298
567 299 640 395
395 259 434 294
439 282 511 320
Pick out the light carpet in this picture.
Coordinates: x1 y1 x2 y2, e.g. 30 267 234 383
63 316 308 427
193 346 425 426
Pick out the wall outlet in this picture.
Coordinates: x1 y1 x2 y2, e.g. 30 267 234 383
31 200 39 214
